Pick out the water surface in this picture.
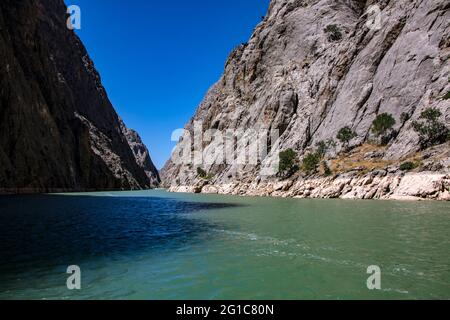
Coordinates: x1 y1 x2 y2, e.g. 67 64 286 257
0 190 449 300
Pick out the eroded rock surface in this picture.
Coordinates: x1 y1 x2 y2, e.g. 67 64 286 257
0 0 159 193
162 0 450 200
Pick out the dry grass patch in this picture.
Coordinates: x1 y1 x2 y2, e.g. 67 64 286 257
330 144 393 175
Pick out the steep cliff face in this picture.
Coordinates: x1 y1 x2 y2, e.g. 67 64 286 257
0 0 159 193
162 0 450 194
120 120 161 187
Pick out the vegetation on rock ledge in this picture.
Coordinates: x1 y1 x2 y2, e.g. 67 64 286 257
324 24 343 42
400 162 418 172
412 108 449 149
302 152 320 174
337 127 357 151
278 149 299 178
196 167 214 181
372 113 396 145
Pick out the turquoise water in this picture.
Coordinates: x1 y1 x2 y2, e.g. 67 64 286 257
0 190 449 300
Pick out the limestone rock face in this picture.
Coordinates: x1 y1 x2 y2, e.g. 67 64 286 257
392 173 448 199
0 0 158 193
162 0 450 194
169 172 450 201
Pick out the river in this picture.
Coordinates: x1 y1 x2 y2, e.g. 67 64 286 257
0 190 448 299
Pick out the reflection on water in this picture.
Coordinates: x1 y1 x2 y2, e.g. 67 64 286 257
0 195 238 293
0 190 449 300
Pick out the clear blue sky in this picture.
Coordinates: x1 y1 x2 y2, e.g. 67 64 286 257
65 0 270 169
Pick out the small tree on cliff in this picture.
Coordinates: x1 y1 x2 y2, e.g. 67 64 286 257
196 167 207 179
372 113 396 145
322 161 333 176
278 149 299 178
337 127 357 151
412 108 450 149
302 153 320 174
316 139 336 159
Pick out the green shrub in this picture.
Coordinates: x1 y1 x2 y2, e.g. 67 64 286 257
316 141 328 158
316 139 336 159
337 127 357 150
401 112 411 124
302 153 320 174
197 167 215 181
278 149 299 177
372 113 396 142
412 108 450 149
324 24 343 42
196 167 207 179
442 91 450 100
322 161 332 176
399 162 417 171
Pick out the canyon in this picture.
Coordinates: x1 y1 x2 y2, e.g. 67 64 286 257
0 0 449 200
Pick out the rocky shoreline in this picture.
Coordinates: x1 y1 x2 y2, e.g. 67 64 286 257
168 171 450 201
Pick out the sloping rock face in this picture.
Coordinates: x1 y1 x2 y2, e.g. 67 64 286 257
0 0 158 193
120 120 161 187
162 0 450 198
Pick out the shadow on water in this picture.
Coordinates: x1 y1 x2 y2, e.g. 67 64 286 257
0 194 241 282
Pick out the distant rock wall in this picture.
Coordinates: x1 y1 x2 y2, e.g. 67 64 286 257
120 120 161 187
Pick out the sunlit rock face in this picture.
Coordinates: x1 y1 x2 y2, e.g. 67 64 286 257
162 0 450 195
0 0 159 193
